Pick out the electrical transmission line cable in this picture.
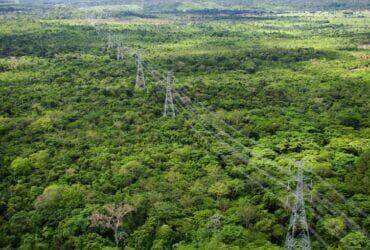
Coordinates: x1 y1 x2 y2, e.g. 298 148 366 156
177 86 367 236
173 82 368 234
135 63 367 235
171 93 329 248
172 86 369 243
93 31 367 239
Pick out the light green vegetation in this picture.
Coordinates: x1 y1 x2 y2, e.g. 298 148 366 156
0 1 369 249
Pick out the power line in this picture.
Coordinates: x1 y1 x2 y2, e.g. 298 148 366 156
171 93 332 248
172 83 368 235
92 28 366 241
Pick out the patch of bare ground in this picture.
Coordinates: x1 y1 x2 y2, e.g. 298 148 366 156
350 66 369 72
358 42 370 50
352 53 370 59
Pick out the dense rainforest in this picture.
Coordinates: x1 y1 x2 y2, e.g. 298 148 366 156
0 0 369 249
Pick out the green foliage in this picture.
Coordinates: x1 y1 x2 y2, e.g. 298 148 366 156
0 2 369 249
339 231 368 249
217 224 246 244
10 157 32 175
35 184 88 210
320 217 346 239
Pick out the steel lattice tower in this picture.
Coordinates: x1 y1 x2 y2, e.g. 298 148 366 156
164 71 175 117
286 161 311 250
117 46 124 60
135 53 145 88
107 34 114 49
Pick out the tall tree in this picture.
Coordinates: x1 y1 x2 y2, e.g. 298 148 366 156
90 203 135 246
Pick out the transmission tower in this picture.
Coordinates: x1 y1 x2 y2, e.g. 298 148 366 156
117 46 125 60
163 71 175 117
286 161 311 250
135 53 146 88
